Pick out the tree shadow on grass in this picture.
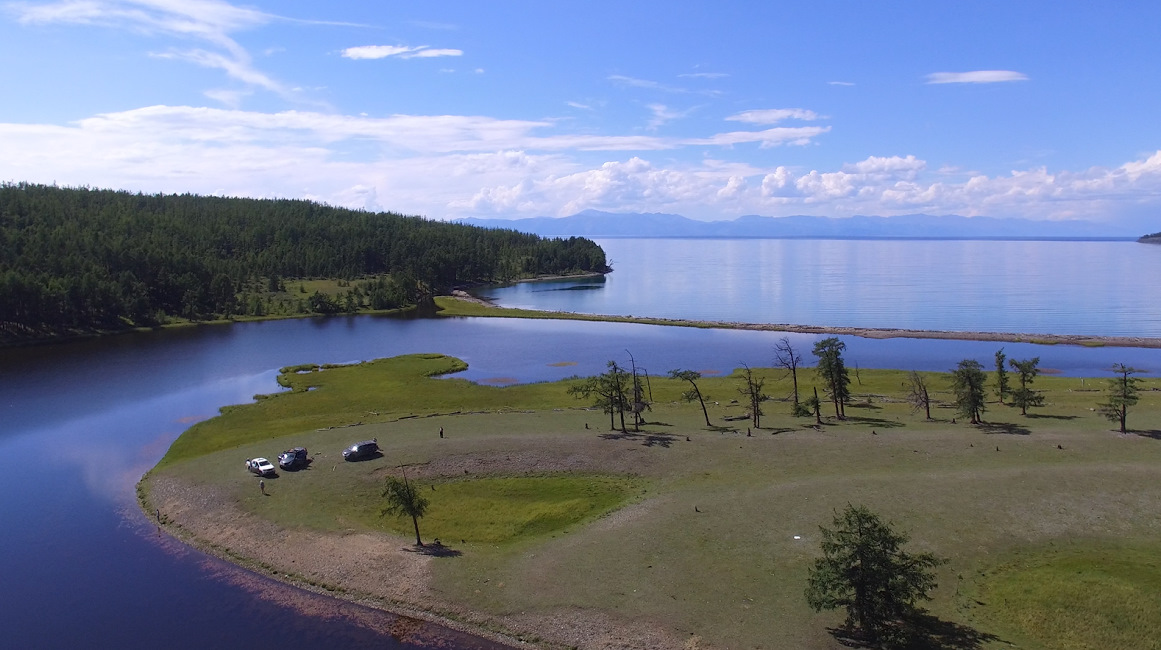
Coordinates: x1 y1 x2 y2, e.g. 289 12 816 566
1134 429 1161 440
827 613 1001 649
846 415 906 429
848 402 883 411
1025 413 1078 421
403 542 463 558
977 422 1031 435
597 430 676 448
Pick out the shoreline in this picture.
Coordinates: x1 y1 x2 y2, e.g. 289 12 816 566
438 294 1161 350
139 470 679 650
136 348 1161 649
137 475 533 650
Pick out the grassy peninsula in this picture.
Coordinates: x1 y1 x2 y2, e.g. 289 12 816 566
141 352 1161 650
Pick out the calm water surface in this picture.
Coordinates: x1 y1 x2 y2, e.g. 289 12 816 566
5 242 1161 647
477 239 1161 337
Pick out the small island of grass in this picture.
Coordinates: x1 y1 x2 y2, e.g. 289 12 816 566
140 352 1161 649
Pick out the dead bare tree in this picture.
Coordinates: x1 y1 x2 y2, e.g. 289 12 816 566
904 370 932 420
774 336 803 410
737 363 767 429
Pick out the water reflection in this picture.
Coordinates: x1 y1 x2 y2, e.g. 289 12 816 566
3 312 1160 648
478 239 1161 337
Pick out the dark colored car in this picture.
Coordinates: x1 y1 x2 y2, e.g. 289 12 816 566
278 446 308 470
342 439 379 461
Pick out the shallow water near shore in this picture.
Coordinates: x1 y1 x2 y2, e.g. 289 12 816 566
2 310 1160 647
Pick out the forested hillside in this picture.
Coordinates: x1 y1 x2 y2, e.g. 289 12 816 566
0 183 608 345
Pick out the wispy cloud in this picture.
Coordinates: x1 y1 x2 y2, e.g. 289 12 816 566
646 104 695 130
409 47 462 58
726 108 821 125
341 44 462 60
608 74 720 96
828 81 855 86
678 72 728 79
926 70 1028 84
7 0 343 102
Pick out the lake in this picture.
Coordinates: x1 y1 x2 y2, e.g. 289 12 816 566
3 237 1159 647
476 238 1161 337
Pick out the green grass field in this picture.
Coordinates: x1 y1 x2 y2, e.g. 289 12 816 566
147 352 1161 649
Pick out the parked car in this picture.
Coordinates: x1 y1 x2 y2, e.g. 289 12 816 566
278 446 308 470
342 439 379 461
245 457 277 477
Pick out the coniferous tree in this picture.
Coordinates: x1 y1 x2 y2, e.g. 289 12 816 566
805 505 945 643
1008 357 1044 416
951 359 988 424
994 348 1010 404
813 337 851 418
1099 363 1142 433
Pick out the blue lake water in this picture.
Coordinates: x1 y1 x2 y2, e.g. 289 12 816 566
4 237 1161 647
476 238 1161 338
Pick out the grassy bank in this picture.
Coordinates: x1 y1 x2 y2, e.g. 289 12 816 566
143 353 1161 649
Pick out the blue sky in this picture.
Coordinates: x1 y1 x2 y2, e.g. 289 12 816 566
1 1 1159 229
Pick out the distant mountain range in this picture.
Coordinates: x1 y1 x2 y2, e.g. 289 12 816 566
458 210 1138 240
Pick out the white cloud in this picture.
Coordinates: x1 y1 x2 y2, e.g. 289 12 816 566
646 104 694 130
341 45 419 59
608 74 719 96
926 70 1029 84
726 108 821 125
8 0 315 101
843 155 926 177
691 126 831 148
341 45 463 60
678 72 728 79
202 87 250 108
409 47 462 58
828 81 855 86
2 104 1159 222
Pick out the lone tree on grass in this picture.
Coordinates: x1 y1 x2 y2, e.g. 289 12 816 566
951 359 988 424
805 504 945 644
737 363 767 429
813 337 851 419
994 348 1010 404
903 371 932 420
1008 356 1044 416
775 336 805 413
626 350 652 431
669 369 712 427
569 360 631 432
1099 363 1143 433
804 386 823 425
382 473 430 546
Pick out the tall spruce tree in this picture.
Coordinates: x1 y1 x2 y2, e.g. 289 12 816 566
813 337 851 418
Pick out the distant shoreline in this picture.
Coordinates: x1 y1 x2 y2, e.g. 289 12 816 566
436 295 1161 350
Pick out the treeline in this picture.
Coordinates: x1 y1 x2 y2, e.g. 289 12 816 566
0 183 609 344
